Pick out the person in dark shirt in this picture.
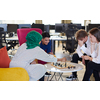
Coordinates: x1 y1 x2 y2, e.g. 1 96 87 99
38 32 66 81
40 33 53 55
38 32 53 79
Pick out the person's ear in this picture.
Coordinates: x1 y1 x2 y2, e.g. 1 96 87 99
39 41 41 44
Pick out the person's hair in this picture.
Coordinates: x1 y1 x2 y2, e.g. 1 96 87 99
42 32 50 39
89 28 100 42
75 29 88 40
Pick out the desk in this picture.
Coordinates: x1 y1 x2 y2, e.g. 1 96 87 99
6 36 18 41
6 36 19 51
50 36 67 54
45 62 83 81
6 35 67 54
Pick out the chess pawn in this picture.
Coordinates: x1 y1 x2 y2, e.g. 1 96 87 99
60 64 62 67
68 66 70 69
65 62 66 67
73 66 76 69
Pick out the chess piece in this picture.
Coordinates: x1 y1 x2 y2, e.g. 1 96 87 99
60 64 62 67
73 66 75 69
65 62 66 67
55 63 57 66
68 66 70 69
58 63 60 66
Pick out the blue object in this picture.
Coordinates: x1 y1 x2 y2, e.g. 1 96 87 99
40 40 52 53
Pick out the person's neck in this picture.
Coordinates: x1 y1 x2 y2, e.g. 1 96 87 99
41 41 45 45
84 37 88 43
97 41 99 44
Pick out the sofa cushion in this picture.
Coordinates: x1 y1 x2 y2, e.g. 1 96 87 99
0 46 11 68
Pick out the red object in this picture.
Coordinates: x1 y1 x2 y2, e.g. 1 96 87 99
17 28 42 46
0 46 11 68
17 28 47 64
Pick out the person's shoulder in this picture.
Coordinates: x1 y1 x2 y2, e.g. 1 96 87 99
19 43 26 48
40 41 43 46
34 46 41 49
48 40 51 45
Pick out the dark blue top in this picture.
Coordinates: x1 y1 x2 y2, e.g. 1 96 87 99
40 40 52 53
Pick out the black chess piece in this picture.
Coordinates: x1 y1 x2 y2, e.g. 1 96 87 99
56 62 58 65
73 66 75 69
60 64 62 67
65 62 66 67
58 63 60 66
68 66 70 69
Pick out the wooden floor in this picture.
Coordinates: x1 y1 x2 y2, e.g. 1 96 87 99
8 41 95 81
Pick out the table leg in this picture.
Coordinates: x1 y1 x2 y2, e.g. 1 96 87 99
49 72 56 81
51 40 55 54
57 72 63 81
47 71 51 81
47 72 64 81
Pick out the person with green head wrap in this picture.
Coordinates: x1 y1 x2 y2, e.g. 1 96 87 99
9 31 67 81
26 31 42 49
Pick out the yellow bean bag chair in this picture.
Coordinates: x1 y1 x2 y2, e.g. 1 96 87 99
0 67 29 81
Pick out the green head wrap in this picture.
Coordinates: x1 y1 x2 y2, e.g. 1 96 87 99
26 31 42 49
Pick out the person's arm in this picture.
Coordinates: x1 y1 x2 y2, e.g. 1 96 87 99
84 56 93 61
84 45 100 63
35 47 67 63
47 40 53 54
49 52 53 55
91 43 95 54
80 45 88 53
76 45 83 58
92 44 100 63
90 43 97 58
57 57 67 62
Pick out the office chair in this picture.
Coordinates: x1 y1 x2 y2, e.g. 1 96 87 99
0 27 4 31
0 27 8 49
17 28 42 46
31 23 44 32
17 28 42 64
63 24 78 54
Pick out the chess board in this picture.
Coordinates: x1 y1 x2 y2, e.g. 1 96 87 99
51 62 76 69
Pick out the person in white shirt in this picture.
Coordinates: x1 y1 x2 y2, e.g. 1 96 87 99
83 28 100 81
66 29 97 81
10 31 66 81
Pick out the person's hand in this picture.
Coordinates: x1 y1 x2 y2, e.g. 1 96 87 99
57 57 67 62
81 56 85 65
84 56 90 60
30 60 36 64
49 52 53 55
78 40 84 47
82 58 85 65
61 57 67 62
